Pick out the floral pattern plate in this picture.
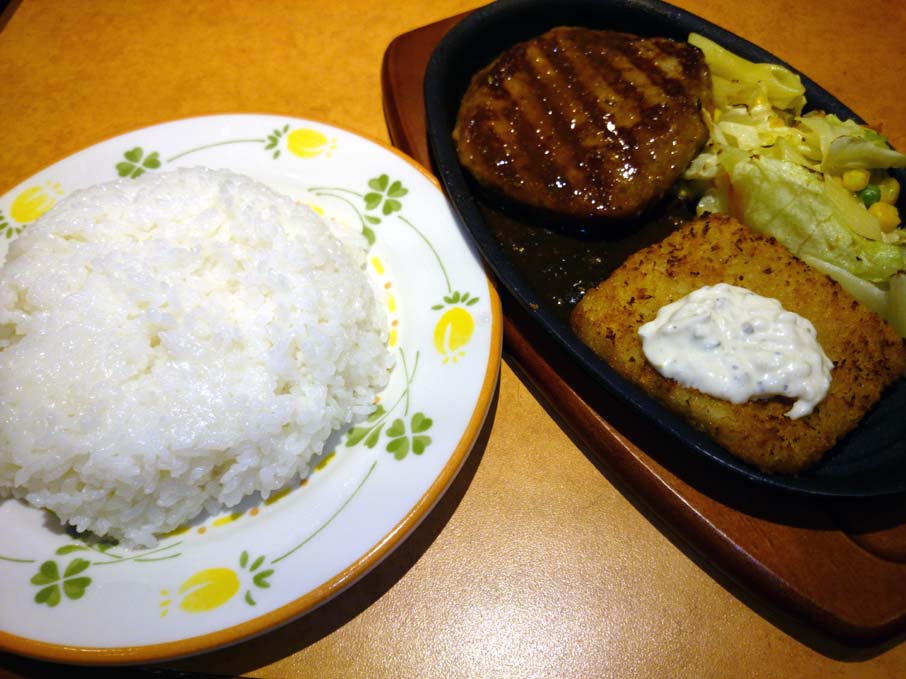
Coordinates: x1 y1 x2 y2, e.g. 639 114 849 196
0 114 502 664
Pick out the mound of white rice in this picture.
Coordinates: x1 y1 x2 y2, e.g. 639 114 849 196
0 167 391 547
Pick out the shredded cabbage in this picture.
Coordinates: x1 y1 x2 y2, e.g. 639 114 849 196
689 33 806 112
684 33 906 335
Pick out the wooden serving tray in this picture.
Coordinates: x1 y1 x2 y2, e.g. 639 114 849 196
381 12 906 645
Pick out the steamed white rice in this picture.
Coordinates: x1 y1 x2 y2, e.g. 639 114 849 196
0 167 392 547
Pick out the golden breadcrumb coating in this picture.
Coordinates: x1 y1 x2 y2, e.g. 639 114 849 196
570 213 906 474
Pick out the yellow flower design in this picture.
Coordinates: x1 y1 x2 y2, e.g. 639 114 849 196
433 306 475 364
432 291 479 364
287 128 336 158
10 181 64 223
177 567 240 613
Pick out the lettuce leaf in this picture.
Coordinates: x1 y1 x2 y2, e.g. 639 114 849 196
726 156 905 282
798 113 906 174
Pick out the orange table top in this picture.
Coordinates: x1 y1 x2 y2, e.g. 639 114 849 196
2 1 906 677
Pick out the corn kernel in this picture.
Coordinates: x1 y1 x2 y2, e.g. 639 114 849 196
879 176 900 204
868 201 901 232
842 169 871 192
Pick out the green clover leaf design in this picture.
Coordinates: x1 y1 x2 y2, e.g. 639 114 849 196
386 413 433 460
240 550 274 606
345 404 386 449
363 175 408 218
0 211 22 240
17 537 179 609
55 544 88 555
30 558 92 607
116 147 161 179
346 408 432 459
343 351 427 460
264 124 290 159
360 223 377 246
431 290 480 311
61 528 119 553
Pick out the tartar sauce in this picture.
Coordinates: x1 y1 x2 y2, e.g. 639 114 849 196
638 283 833 419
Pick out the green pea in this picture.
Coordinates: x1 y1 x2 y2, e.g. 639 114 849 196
858 184 881 207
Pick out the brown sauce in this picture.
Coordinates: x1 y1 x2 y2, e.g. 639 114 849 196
478 195 695 322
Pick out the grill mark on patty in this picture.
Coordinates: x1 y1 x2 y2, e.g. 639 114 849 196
540 29 617 125
462 108 520 187
547 77 630 202
523 35 599 194
584 42 670 123
575 43 672 180
541 34 623 143
539 38 631 206
576 38 647 127
652 37 713 92
472 65 547 191
619 40 691 100
493 49 569 195
579 36 698 170
568 37 655 193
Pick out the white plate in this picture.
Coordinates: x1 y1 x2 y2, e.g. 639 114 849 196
0 115 502 663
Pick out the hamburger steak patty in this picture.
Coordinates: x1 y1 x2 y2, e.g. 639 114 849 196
453 27 713 222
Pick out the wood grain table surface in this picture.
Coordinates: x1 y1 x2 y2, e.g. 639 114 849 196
1 0 906 677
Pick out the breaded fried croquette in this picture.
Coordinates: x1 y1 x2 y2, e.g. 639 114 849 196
570 213 906 474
